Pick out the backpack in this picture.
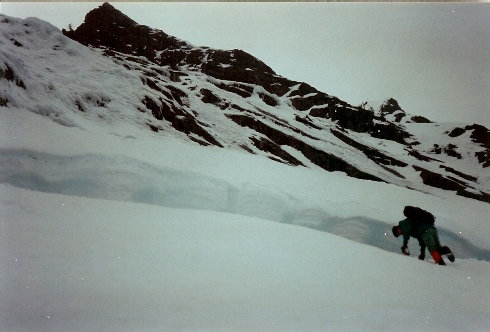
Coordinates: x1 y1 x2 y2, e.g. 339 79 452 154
403 206 435 225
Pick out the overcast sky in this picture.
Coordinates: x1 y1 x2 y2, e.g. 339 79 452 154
2 2 489 126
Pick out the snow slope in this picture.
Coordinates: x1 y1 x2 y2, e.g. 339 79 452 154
2 185 490 332
1 107 490 331
1 12 490 331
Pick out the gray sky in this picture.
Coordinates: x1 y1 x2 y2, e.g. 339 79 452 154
2 2 489 126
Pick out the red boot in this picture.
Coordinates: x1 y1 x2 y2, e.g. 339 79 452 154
431 250 446 265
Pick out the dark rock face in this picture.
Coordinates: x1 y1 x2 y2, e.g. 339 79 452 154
380 98 404 118
446 124 489 167
448 124 489 148
414 166 489 203
448 127 466 138
60 3 489 204
331 129 408 168
141 94 222 147
0 64 26 89
476 151 490 168
226 113 383 182
200 89 221 105
65 2 185 60
440 166 477 182
214 82 254 98
201 49 294 96
467 124 489 149
249 136 303 166
410 116 432 123
448 124 489 147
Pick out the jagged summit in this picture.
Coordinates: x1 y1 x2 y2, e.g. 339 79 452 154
64 2 185 60
84 2 138 29
379 98 406 121
1 8 489 203
66 2 285 95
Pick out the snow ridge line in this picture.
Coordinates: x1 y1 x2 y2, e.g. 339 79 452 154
1 148 488 261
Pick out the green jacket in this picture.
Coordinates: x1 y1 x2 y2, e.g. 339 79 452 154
399 218 426 249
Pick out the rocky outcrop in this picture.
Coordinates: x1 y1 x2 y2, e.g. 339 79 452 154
331 129 408 169
0 64 26 89
447 124 489 167
413 165 489 203
226 113 383 182
64 2 185 59
379 98 406 122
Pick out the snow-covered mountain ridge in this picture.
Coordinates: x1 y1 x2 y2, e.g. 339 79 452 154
1 3 488 203
2 6 490 330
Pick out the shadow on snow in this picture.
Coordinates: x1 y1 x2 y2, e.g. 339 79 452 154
1 149 489 261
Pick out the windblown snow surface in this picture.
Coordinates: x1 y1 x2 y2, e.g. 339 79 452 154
1 14 490 332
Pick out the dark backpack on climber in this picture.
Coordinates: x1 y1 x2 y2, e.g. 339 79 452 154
403 206 435 225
